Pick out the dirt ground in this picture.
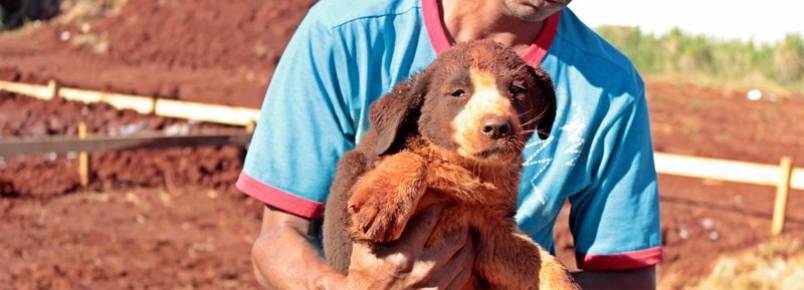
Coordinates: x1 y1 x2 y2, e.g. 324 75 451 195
1 1 802 289
0 0 315 108
0 187 264 290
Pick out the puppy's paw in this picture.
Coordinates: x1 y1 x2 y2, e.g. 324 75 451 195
348 195 400 242
347 177 423 242
346 151 427 243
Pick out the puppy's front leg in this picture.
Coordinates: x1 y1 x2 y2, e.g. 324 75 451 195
475 223 579 290
348 151 427 243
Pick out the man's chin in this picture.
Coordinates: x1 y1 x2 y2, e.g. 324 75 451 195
503 0 568 22
523 0 571 8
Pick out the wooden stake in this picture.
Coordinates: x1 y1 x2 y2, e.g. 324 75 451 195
78 122 90 188
771 156 793 235
150 97 158 114
48 79 60 100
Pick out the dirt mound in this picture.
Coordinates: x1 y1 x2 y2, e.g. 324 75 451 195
0 0 315 107
0 92 244 197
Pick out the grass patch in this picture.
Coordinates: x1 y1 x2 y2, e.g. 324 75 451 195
690 237 803 290
0 0 60 31
1 0 127 33
597 26 804 96
55 0 128 25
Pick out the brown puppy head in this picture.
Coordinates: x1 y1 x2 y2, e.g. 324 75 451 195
369 40 556 163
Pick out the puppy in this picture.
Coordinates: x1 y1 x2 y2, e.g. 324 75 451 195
323 40 578 290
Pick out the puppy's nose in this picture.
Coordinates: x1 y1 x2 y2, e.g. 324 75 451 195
481 116 513 139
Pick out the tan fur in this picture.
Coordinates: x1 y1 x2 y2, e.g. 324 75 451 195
452 68 518 159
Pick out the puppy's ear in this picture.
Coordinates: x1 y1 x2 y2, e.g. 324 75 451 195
369 73 428 155
530 66 556 140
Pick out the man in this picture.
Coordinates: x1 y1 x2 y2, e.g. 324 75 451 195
238 0 662 289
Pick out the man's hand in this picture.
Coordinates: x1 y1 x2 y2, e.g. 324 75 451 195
337 206 476 290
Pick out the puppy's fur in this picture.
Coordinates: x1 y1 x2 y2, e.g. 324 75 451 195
323 40 578 290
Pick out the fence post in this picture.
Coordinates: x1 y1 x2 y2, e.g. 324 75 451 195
78 122 90 188
48 79 60 100
771 156 793 235
149 97 157 115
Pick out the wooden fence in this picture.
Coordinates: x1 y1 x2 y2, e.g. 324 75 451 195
1 80 800 234
654 153 800 235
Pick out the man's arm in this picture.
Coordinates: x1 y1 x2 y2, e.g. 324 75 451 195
572 266 656 290
251 205 343 289
251 205 476 290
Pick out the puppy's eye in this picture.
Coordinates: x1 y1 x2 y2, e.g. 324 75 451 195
509 84 526 95
450 89 465 98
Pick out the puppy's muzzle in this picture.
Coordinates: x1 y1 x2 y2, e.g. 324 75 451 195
480 115 514 140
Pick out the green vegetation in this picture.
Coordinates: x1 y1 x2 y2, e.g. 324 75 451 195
0 6 7 31
597 26 804 95
0 0 61 31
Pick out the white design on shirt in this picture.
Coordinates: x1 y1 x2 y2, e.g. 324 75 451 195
521 103 587 206
560 104 587 166
523 136 554 206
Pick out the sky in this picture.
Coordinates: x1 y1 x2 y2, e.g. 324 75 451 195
569 0 804 44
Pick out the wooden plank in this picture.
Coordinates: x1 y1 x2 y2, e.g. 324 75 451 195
0 80 257 125
0 132 252 157
0 80 53 100
654 153 804 190
792 168 804 190
771 157 794 235
60 88 155 114
154 99 260 126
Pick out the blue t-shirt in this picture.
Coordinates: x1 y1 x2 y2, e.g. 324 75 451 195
237 0 662 270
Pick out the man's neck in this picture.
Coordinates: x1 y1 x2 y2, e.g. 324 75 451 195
439 0 545 55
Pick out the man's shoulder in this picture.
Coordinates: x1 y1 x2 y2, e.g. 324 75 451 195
554 9 644 95
307 0 422 29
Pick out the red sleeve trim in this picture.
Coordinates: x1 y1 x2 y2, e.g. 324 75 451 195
576 247 663 270
236 172 325 219
423 0 560 65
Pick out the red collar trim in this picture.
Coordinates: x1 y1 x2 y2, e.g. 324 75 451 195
422 0 560 66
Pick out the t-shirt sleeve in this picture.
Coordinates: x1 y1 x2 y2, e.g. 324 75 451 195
568 83 663 270
237 10 356 219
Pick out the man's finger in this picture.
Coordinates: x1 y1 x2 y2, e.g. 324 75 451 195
420 227 469 264
443 233 475 290
400 204 444 250
415 233 475 289
445 258 474 290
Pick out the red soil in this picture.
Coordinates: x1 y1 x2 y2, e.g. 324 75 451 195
0 0 315 108
0 1 801 289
